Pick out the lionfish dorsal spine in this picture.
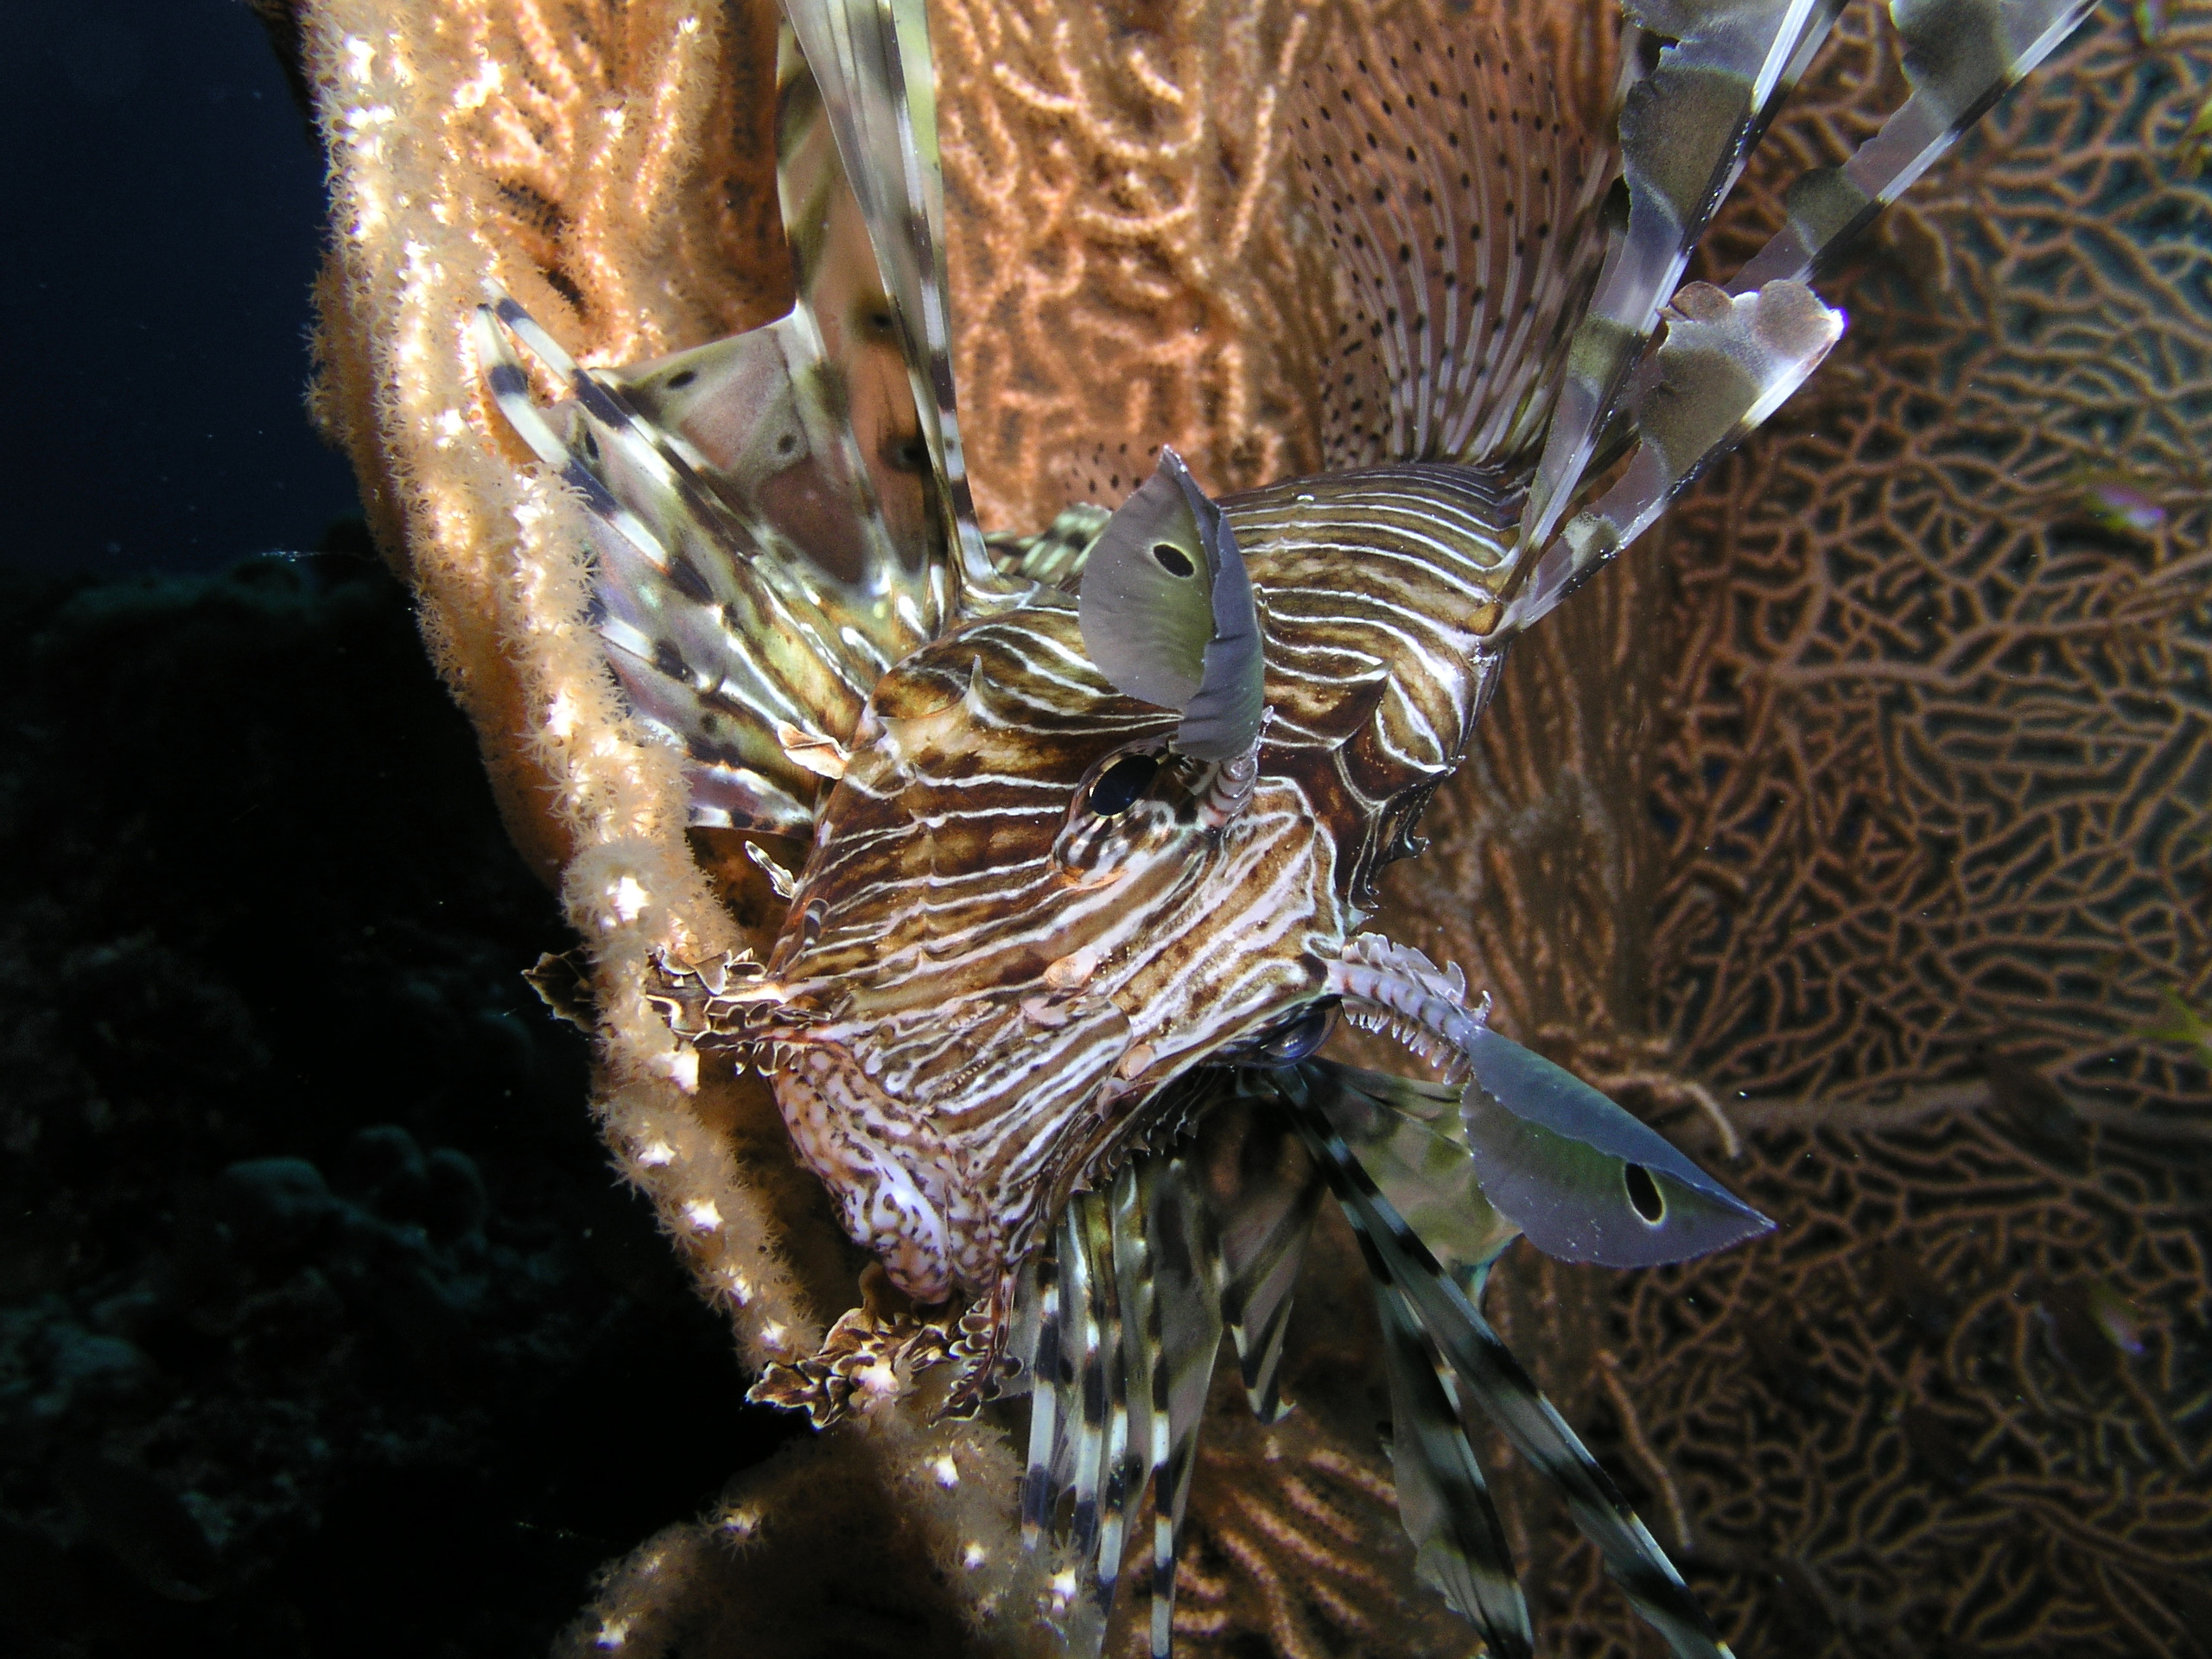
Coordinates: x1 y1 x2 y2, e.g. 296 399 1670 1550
1519 0 1844 552
782 0 995 594
1732 0 2099 293
474 0 1008 837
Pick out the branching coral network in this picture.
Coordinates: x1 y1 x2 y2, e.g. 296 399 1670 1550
296 0 2210 1651
1390 8 2212 1653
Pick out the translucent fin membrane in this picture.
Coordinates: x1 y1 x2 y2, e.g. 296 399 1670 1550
1508 278 1842 631
783 0 994 591
1286 2 1616 470
1510 0 2092 626
1292 1084 1737 1659
1522 0 1840 551
473 0 1011 835
1370 1263 1534 1657
986 503 1110 590
1013 1040 1760 1655
1013 1089 1316 1657
475 298 863 836
1733 0 2099 291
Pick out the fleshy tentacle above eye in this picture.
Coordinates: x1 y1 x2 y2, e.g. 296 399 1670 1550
1077 448 1268 765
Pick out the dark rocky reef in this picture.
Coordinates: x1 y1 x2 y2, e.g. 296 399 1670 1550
0 549 798 1656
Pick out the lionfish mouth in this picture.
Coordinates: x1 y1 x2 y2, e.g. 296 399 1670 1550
644 949 819 1056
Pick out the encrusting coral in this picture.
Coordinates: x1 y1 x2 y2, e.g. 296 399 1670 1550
300 0 1041 1645
295 0 2210 1651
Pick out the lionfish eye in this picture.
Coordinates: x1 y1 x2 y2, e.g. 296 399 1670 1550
1254 1000 1338 1065
1150 542 1194 577
1086 753 1159 817
1624 1162 1665 1224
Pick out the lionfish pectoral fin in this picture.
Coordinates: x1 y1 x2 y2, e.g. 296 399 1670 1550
1022 1084 1344 1656
1521 0 1847 548
1290 1094 1738 1659
781 0 994 592
1520 0 2091 559
1014 1183 1133 1656
1294 1061 1523 1281
1077 448 1266 763
1372 1276 1535 1658
1324 938 1772 1268
1732 0 2100 293
1016 1249 1069 1550
1140 1147 1227 1657
1202 1073 1328 1421
1284 0 1618 470
1506 277 1843 629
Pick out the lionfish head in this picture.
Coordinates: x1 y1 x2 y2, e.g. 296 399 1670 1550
748 451 1344 1304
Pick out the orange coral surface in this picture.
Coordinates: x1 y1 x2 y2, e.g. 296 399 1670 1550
297 0 2211 1650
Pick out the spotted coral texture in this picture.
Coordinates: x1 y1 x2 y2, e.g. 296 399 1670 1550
299 0 1040 1643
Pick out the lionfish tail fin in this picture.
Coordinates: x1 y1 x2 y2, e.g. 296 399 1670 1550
1287 0 1618 471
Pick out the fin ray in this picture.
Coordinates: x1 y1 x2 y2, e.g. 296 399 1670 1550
1288 3 1617 470
1732 0 2097 291
1374 1277 1535 1657
1521 0 1840 550
782 0 993 590
1293 1089 1734 1659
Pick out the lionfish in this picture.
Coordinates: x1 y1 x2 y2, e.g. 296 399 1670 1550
478 0 2088 1651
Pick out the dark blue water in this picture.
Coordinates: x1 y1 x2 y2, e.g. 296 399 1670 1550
1 1 359 575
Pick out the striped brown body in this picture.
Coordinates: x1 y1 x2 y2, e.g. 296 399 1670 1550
760 465 1522 1300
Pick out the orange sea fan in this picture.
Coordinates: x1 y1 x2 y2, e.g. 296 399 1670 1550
295 0 2211 1651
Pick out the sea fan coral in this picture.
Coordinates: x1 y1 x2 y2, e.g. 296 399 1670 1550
1382 5 2212 1652
294 0 2209 1652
